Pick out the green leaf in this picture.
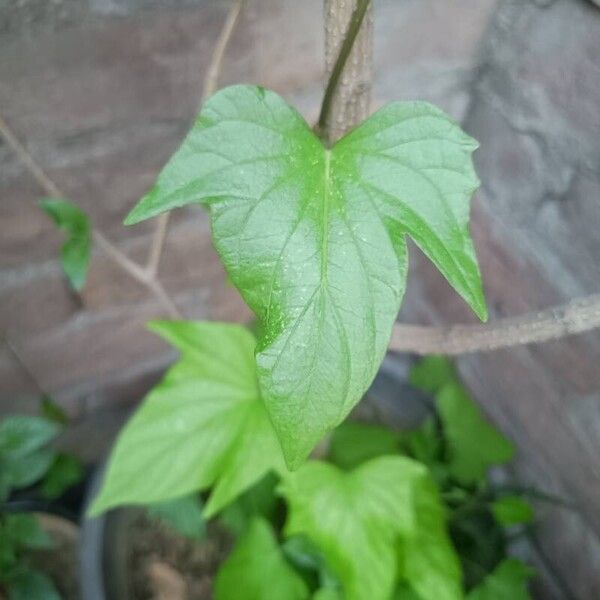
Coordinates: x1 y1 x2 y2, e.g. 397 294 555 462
282 536 340 591
8 570 62 600
147 494 206 540
467 559 534 600
0 416 59 458
4 514 53 550
313 589 342 600
125 85 486 468
215 517 309 600
89 321 286 517
40 199 91 291
410 356 458 395
437 382 514 484
491 496 534 527
2 448 56 491
329 421 401 470
280 456 462 600
40 454 84 499
39 397 68 425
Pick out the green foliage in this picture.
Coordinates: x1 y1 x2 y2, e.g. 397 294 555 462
214 518 309 600
280 456 461 600
40 198 91 291
328 421 401 470
7 570 61 600
40 454 84 500
409 355 459 395
467 559 534 600
125 85 486 467
147 494 206 540
491 496 534 527
437 382 514 484
90 321 286 517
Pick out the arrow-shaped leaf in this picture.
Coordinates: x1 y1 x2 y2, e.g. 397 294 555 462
126 85 486 468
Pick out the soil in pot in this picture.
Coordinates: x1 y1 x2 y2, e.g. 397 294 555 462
125 510 233 600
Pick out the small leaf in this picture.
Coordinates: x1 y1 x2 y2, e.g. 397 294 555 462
0 416 59 458
147 494 206 540
214 517 309 600
89 321 286 517
40 198 91 291
4 514 53 550
328 421 401 470
125 85 486 468
410 356 459 395
491 496 534 527
40 454 84 499
467 559 535 600
280 456 462 600
8 569 62 600
437 382 514 484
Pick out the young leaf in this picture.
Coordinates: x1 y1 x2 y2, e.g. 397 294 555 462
2 448 56 491
40 199 91 291
214 517 309 600
491 496 534 527
147 494 206 540
125 85 486 468
437 382 514 484
467 559 534 600
7 570 62 600
280 456 462 600
328 421 401 470
89 322 286 517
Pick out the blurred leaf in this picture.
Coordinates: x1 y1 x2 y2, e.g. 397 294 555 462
2 448 56 491
39 397 68 425
40 454 84 499
219 472 279 537
328 421 401 470
0 416 59 459
90 322 286 518
410 356 458 395
7 569 62 600
4 514 53 550
280 456 462 600
40 198 91 291
215 518 309 600
403 416 442 466
282 536 340 591
491 496 534 527
147 494 206 541
467 559 534 600
437 383 514 484
313 589 342 600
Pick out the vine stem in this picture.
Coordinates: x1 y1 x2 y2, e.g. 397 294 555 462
0 0 245 321
145 0 244 278
319 0 600 355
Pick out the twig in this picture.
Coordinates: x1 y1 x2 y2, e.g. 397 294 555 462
144 0 245 278
389 294 600 355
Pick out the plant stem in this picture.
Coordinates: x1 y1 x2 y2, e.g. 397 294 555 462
319 0 372 145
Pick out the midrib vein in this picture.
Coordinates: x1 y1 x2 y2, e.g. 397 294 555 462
321 149 332 286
